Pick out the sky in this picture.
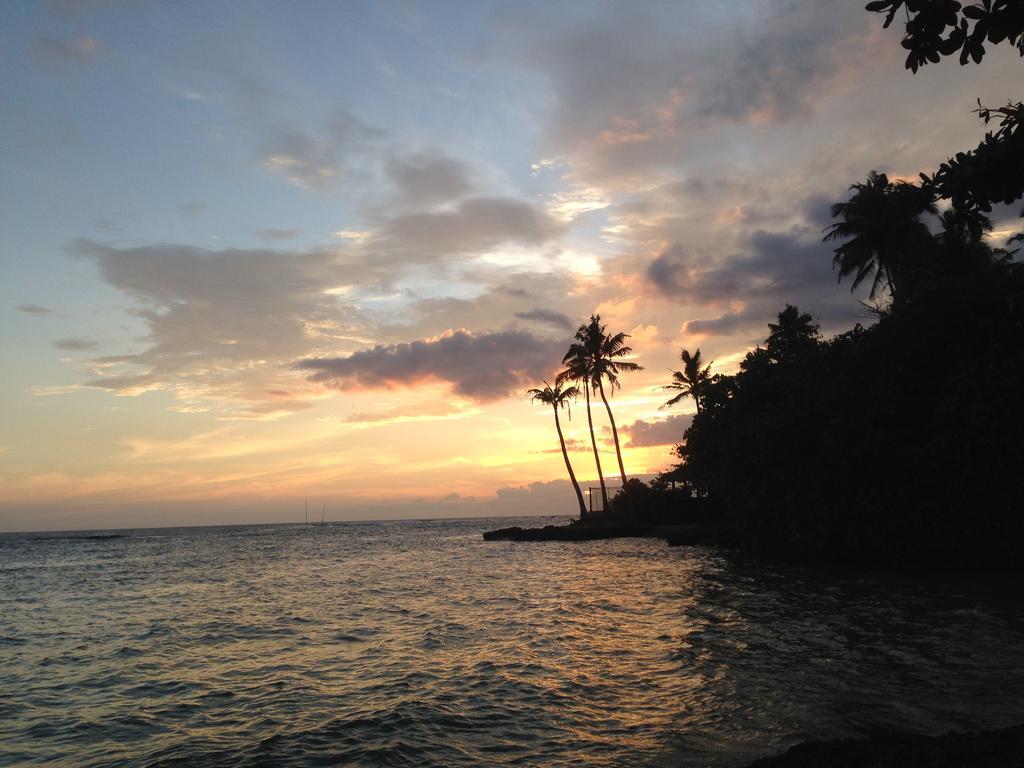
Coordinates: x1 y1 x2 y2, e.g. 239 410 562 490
1 0 1021 531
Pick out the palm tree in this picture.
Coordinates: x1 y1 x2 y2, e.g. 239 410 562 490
528 381 588 520
577 315 642 486
824 170 936 304
557 342 608 514
766 304 819 363
936 208 995 269
663 348 712 413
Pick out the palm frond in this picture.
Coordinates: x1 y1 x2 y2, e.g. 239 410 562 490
662 391 687 408
611 360 642 372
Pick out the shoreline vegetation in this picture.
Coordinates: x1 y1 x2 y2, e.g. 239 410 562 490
486 2 1024 568
482 7 1024 765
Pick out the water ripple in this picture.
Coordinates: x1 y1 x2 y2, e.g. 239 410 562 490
1 519 1023 766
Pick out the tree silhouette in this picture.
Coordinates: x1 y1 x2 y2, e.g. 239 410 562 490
557 343 608 513
528 381 588 520
927 101 1024 223
626 1 1024 562
865 2 1023 233
866 0 1024 72
577 315 642 485
767 304 820 363
739 346 772 376
825 170 937 304
936 208 991 264
663 348 713 413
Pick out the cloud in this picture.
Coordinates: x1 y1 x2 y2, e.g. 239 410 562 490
804 192 838 232
647 228 835 304
16 304 54 316
35 35 102 66
256 228 299 241
368 197 565 263
346 479 589 521
490 479 606 516
546 187 611 222
621 414 693 447
231 399 316 417
514 308 575 330
385 151 474 207
495 0 872 189
394 274 589 341
497 3 689 149
64 185 570 412
53 337 99 351
69 239 367 412
694 2 862 122
538 437 588 454
681 310 759 337
648 224 862 340
238 87 475 208
297 328 564 402
259 110 384 189
344 400 477 426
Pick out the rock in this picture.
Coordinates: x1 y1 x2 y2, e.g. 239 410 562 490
744 724 1024 767
482 520 655 542
483 519 742 546
663 523 741 547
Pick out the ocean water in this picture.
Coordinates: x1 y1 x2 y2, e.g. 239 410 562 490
2 518 1024 767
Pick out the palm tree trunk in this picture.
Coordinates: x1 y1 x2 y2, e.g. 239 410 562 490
885 265 899 304
553 405 588 520
583 383 609 512
597 379 627 484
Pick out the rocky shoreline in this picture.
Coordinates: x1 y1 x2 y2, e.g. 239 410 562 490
743 724 1024 767
482 518 740 547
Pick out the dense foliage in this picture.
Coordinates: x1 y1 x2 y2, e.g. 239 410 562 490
927 100 1024 222
648 143 1024 560
866 0 1024 71
607 234 1024 561
671 264 1024 561
619 5 1024 562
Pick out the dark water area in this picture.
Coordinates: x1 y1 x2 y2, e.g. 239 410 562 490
2 518 1023 767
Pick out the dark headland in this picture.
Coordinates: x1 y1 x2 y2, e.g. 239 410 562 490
485 4 1024 765
742 724 1024 768
483 504 739 548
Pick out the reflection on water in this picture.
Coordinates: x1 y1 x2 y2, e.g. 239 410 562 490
1 519 1023 767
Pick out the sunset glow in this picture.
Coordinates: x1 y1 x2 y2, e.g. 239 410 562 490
2 1 1020 531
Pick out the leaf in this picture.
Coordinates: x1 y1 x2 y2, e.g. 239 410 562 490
939 34 964 54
